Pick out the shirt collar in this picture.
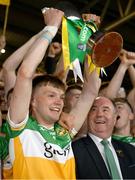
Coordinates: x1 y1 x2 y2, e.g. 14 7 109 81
88 133 112 144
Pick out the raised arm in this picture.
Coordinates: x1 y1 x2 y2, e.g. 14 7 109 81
128 65 135 87
9 8 64 124
45 42 62 74
126 51 135 113
53 53 69 82
69 58 101 132
2 28 48 97
105 49 135 99
127 87 135 115
126 50 135 87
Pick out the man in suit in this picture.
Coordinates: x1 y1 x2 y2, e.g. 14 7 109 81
72 96 135 179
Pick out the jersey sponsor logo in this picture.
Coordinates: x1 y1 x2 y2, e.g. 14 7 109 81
44 142 70 159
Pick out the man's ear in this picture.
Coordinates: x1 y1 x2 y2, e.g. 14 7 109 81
31 96 36 108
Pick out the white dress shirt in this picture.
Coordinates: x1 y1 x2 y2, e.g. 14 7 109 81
88 133 123 179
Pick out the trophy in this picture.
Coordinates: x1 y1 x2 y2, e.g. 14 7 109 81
82 13 123 68
87 30 123 67
41 5 123 81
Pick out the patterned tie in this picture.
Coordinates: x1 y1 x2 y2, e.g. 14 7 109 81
101 139 121 179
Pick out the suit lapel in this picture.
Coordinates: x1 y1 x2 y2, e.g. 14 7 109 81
83 136 111 179
112 139 128 178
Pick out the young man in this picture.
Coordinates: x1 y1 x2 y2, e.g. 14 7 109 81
6 8 101 179
72 96 135 179
64 84 88 140
64 84 83 113
112 98 135 146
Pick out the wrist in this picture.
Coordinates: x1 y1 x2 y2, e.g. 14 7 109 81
41 31 53 44
120 63 128 71
43 26 58 38
70 128 78 138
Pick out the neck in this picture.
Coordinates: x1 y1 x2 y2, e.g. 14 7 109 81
39 123 54 129
32 114 55 129
114 125 131 136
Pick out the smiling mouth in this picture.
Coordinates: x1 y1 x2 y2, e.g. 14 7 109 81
95 120 105 124
50 107 61 112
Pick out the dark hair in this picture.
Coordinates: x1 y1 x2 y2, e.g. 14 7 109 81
32 74 66 93
66 84 83 94
113 97 133 112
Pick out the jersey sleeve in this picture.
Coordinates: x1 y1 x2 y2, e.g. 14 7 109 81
7 110 29 130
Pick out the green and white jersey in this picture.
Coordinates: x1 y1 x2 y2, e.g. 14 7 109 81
1 122 13 179
112 134 135 146
7 116 76 179
0 136 8 160
0 122 9 161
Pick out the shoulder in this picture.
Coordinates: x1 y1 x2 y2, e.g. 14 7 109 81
72 136 89 148
112 138 135 153
55 123 69 134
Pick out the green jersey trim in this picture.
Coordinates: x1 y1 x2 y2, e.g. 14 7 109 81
7 116 71 149
112 134 135 144
0 136 9 160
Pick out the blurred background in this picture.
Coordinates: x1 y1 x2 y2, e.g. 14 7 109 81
0 0 135 91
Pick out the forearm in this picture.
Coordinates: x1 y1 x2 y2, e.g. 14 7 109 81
70 91 97 132
2 31 43 95
70 72 100 132
127 88 135 114
53 54 67 81
128 65 135 87
19 35 50 78
105 63 128 99
2 32 42 71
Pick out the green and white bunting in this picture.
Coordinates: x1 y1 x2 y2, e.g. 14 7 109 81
62 16 100 81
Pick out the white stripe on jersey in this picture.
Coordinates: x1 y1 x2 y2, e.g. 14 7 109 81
9 129 73 164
